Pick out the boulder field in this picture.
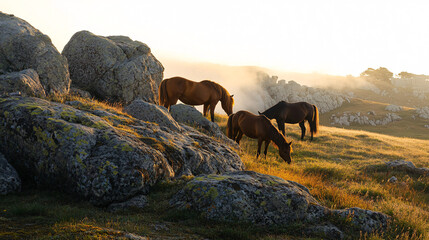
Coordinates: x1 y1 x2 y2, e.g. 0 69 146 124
0 96 243 206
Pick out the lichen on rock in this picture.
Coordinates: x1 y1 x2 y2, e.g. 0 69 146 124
62 31 163 103
0 96 243 206
0 12 70 95
170 171 390 238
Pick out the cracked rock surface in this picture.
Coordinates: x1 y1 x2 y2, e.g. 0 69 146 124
0 96 243 205
171 171 390 239
0 12 71 95
62 31 164 104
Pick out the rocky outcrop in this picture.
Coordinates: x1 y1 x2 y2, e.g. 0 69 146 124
415 107 429 119
255 73 349 114
0 69 46 97
0 12 70 95
124 99 183 132
0 152 21 195
170 171 390 238
62 31 164 104
0 96 243 206
385 104 402 112
169 104 237 146
385 160 428 175
107 194 148 212
69 87 92 99
330 112 401 126
170 104 217 133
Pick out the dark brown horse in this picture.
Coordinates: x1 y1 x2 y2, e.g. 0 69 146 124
227 110 293 164
258 101 319 141
159 76 234 122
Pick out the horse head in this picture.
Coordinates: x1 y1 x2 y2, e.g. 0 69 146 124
222 94 234 116
279 140 293 164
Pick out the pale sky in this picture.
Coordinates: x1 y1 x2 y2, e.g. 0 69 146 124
2 0 429 76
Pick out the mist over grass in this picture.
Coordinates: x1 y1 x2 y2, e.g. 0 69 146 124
160 58 372 114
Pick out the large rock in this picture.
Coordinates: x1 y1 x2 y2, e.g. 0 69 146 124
0 96 243 206
169 104 237 146
107 194 148 212
0 152 21 195
124 99 182 132
62 31 164 104
170 171 390 238
170 104 219 134
0 12 70 95
385 160 428 175
69 87 92 99
0 69 46 97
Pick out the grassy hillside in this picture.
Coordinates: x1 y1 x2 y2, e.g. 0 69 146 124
218 114 428 239
320 98 429 140
1 108 428 239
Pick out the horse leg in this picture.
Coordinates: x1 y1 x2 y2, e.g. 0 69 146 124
277 119 285 136
299 121 306 140
209 102 217 122
232 126 239 141
162 101 170 111
203 104 209 117
264 140 270 158
166 97 179 111
257 139 263 159
236 131 243 144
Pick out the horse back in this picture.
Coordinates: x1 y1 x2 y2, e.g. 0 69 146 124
236 111 273 140
278 102 312 123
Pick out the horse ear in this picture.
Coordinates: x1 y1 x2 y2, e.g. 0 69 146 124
230 94 234 98
289 140 293 145
258 111 261 115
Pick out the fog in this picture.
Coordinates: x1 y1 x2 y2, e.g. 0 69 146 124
160 58 370 114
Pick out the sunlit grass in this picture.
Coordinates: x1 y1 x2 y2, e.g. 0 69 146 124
47 92 129 118
1 95 428 239
217 114 429 239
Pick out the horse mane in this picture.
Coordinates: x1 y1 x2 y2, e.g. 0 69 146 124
260 114 288 148
201 80 232 104
261 101 287 119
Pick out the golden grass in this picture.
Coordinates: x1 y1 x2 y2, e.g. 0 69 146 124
47 93 129 118
217 115 429 239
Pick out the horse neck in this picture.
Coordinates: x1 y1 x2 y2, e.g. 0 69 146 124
218 85 228 101
262 107 278 119
268 124 287 147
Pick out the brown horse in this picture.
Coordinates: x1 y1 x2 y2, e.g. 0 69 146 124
259 101 319 141
159 76 234 122
227 110 293 164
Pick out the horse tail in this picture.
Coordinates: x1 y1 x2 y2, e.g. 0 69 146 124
227 113 235 139
310 105 319 135
158 79 168 106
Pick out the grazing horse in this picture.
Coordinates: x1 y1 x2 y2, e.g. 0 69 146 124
258 101 319 141
158 77 234 122
227 110 293 164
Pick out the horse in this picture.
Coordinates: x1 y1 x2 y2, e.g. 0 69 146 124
258 101 319 141
158 76 234 122
227 110 293 164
